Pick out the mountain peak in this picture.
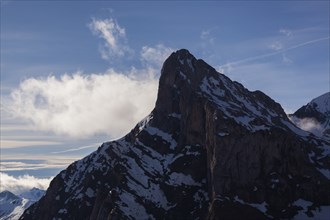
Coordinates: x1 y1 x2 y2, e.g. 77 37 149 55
21 50 330 220
155 49 217 117
309 92 330 114
0 190 20 201
172 48 194 58
0 189 45 220
156 49 288 134
292 92 330 136
294 92 330 117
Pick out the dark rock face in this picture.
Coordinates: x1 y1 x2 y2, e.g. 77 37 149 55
20 49 330 220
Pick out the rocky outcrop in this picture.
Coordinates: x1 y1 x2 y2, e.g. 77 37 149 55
20 49 330 220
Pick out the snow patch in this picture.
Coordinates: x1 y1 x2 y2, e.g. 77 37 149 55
168 113 181 119
218 132 229 137
293 199 330 220
317 168 330 179
144 126 177 149
126 178 171 210
137 114 153 132
85 187 95 198
281 119 309 137
167 172 201 187
234 196 269 216
308 92 330 114
118 190 155 220
58 208 67 214
179 71 187 80
187 58 194 71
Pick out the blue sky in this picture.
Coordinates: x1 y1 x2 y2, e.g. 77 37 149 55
0 1 329 188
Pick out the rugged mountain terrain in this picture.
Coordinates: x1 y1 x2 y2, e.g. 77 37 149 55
290 92 330 137
0 188 44 220
20 49 330 220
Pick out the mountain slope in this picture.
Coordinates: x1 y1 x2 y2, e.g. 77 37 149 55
20 49 330 220
0 189 44 220
291 92 330 137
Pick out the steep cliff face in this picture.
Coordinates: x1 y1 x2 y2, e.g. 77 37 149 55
20 49 330 220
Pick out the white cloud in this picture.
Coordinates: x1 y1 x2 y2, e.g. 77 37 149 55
289 116 322 134
282 53 292 64
220 36 329 69
51 143 100 154
0 156 82 173
269 41 283 51
7 69 158 139
0 172 52 194
200 30 215 45
200 29 217 57
280 28 292 37
216 62 234 75
88 18 133 60
0 161 66 172
140 44 175 68
0 140 60 148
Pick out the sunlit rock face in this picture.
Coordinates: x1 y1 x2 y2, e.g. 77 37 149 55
21 49 330 220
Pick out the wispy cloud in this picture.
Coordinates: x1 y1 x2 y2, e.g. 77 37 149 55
88 18 133 61
0 140 60 148
269 28 292 52
6 69 158 139
0 124 34 132
216 59 326 113
282 53 292 64
51 143 100 154
199 28 218 62
289 116 322 135
140 44 175 69
201 30 215 45
269 41 283 51
1 156 80 170
0 172 52 194
219 36 329 70
0 161 66 172
279 28 292 37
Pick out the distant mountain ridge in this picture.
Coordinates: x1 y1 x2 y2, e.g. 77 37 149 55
0 188 45 220
291 92 330 137
20 49 330 220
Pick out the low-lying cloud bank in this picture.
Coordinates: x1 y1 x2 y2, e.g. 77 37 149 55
0 172 52 195
7 69 159 139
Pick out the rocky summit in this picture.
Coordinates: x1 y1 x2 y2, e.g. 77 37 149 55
20 49 330 220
